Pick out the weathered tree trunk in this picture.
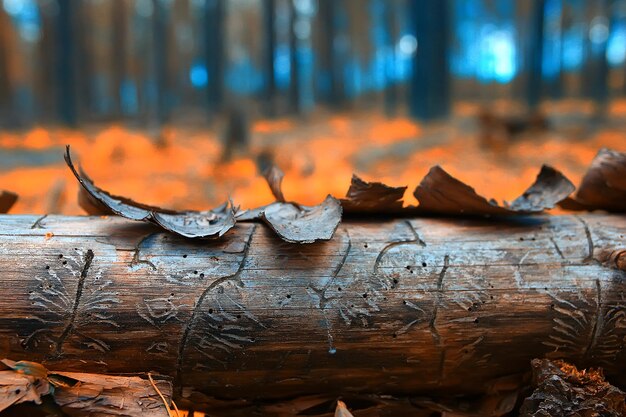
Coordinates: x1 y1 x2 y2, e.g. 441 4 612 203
0 214 625 411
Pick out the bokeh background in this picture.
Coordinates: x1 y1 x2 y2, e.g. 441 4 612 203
0 0 625 215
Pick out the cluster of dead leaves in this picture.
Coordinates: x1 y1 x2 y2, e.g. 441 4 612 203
0 145 607 243
0 358 173 417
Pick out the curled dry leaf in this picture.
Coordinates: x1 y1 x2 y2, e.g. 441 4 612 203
0 191 18 214
239 164 343 243
65 146 235 238
559 148 626 212
413 165 574 216
262 195 342 243
263 165 286 203
340 175 407 214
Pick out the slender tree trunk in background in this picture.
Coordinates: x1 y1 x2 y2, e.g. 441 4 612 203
0 11 13 127
590 0 610 121
36 4 56 124
409 0 450 121
152 0 169 126
111 0 127 119
56 0 77 126
205 0 224 116
526 0 545 112
1 214 624 412
317 0 341 108
384 0 398 117
288 0 300 114
263 0 277 117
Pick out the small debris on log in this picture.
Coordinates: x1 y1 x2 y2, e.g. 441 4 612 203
0 191 18 214
519 359 626 417
65 145 235 238
559 148 626 212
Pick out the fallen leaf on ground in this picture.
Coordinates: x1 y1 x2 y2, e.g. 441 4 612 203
65 146 235 238
413 165 574 216
559 148 626 212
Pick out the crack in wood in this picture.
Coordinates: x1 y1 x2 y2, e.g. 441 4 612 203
576 216 595 263
549 236 565 260
583 279 603 363
30 214 48 229
307 231 352 354
429 255 449 346
130 233 157 270
54 249 94 356
175 225 256 394
373 221 426 275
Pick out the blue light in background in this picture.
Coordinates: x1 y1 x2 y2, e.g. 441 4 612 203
3 0 41 42
274 44 291 90
607 22 626 66
189 63 209 88
120 80 138 115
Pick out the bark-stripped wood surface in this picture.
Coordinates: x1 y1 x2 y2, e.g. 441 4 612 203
0 214 625 410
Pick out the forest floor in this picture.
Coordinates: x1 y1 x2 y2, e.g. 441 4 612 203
0 100 625 216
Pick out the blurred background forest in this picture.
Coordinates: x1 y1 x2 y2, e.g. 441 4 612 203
1 0 624 126
0 0 625 215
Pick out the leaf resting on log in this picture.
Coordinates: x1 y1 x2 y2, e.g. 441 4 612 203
262 195 342 243
519 359 626 417
0 191 18 214
559 148 626 212
239 164 343 243
340 175 407 214
65 145 235 238
413 165 574 216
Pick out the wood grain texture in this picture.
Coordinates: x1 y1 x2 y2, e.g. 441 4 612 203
0 214 624 409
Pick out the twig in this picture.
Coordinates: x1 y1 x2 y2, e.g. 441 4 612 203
148 372 177 417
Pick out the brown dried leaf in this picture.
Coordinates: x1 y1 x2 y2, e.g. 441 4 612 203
413 165 574 216
340 175 407 214
0 191 18 214
559 148 626 212
0 371 50 412
239 164 343 243
0 359 51 412
65 146 235 238
262 196 342 243
52 372 172 417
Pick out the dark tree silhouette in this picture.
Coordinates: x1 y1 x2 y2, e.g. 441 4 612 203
526 0 545 111
204 0 224 115
409 0 450 121
56 0 77 126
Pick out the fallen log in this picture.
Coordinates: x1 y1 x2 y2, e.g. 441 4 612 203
0 214 624 413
